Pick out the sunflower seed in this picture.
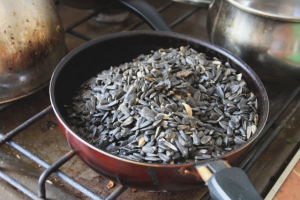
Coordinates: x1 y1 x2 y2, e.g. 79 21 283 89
201 136 212 144
164 140 178 152
175 140 188 157
122 117 134 126
192 132 201 145
142 146 155 154
65 46 259 164
158 153 171 162
234 137 246 145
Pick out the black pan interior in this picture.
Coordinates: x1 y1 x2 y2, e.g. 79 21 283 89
50 30 268 154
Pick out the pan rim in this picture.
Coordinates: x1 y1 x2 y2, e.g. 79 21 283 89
50 30 269 167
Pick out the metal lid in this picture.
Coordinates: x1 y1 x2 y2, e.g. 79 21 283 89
228 0 300 22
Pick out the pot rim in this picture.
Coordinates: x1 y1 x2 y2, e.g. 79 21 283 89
50 30 269 168
226 0 300 22
0 82 49 105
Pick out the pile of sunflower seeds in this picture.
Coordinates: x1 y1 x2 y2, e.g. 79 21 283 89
65 46 258 164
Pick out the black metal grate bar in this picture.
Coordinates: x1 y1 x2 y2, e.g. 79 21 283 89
0 102 12 112
154 1 175 12
243 98 300 172
38 150 76 198
239 86 300 169
0 106 52 146
65 5 111 41
124 1 175 31
67 29 93 41
65 7 109 32
106 186 128 200
169 6 202 28
0 170 43 200
0 133 104 200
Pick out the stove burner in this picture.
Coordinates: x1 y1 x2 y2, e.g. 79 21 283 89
92 4 130 23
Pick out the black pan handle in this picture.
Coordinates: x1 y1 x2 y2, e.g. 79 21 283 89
196 160 263 200
173 0 211 7
119 0 172 31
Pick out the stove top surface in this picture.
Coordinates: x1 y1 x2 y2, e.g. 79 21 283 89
0 1 300 199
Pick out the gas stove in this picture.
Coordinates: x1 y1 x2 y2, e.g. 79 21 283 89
0 1 300 199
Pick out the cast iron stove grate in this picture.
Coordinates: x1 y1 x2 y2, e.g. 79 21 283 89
1 1 300 199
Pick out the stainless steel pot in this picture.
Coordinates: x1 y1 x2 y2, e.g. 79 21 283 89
0 0 67 104
175 0 300 80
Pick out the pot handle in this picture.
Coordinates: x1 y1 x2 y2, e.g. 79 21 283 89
196 160 263 200
119 0 172 31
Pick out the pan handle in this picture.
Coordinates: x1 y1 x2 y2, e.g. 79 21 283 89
119 0 172 31
172 0 211 7
196 160 263 200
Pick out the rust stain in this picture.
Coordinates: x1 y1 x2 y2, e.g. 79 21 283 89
179 166 202 181
0 20 63 72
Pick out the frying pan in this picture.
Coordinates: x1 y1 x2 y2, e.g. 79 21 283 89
50 30 268 198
